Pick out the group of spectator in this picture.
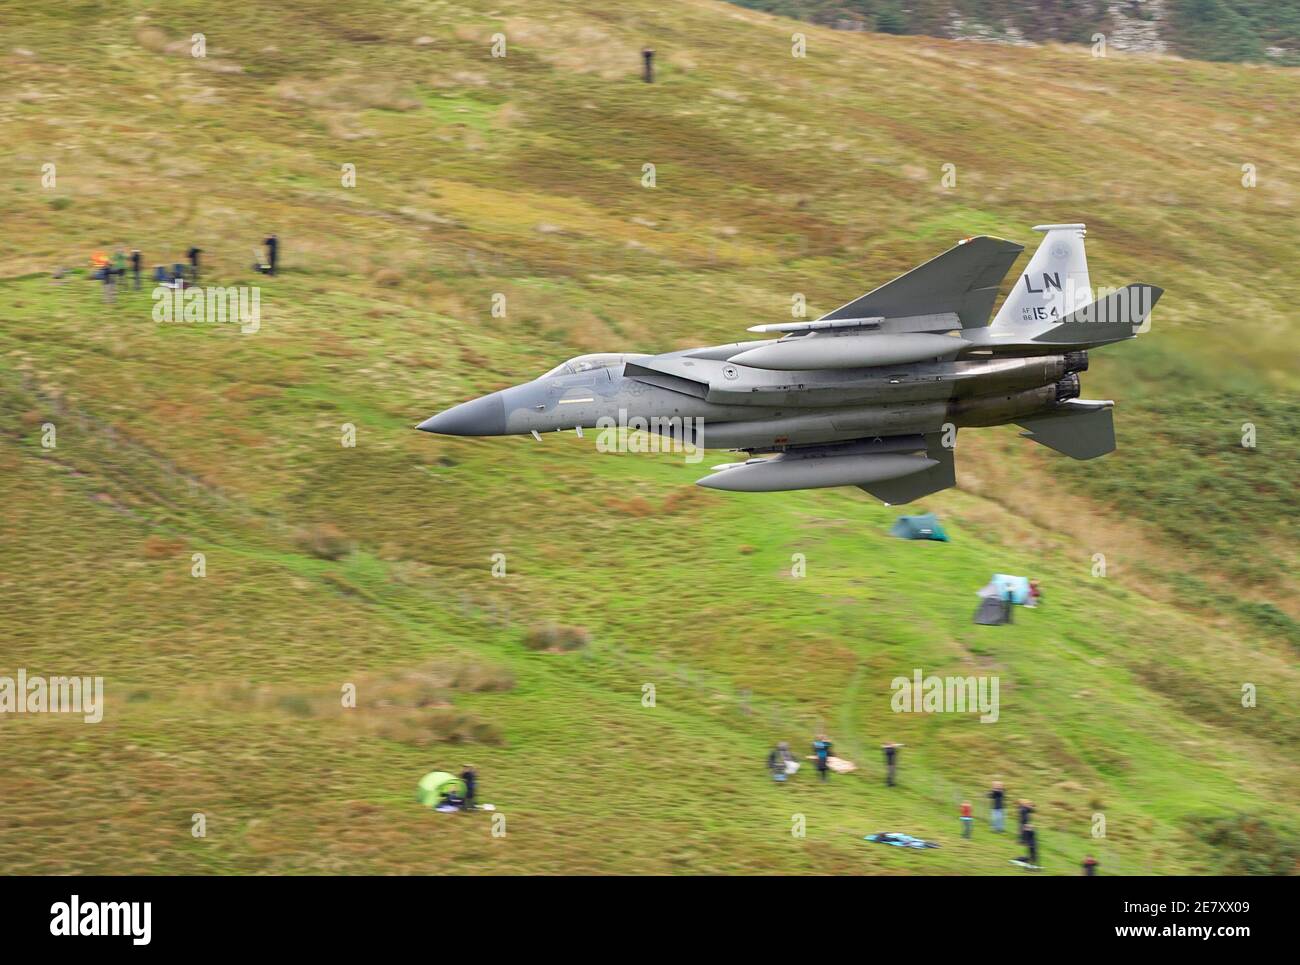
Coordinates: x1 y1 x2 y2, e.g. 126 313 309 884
84 235 280 301
90 245 203 300
769 740 1101 873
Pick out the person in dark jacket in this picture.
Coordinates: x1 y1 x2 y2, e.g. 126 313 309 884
187 246 203 281
1021 823 1038 867
264 234 278 275
1017 799 1035 842
882 742 902 786
101 265 116 302
1082 855 1099 876
460 764 477 810
767 745 787 783
989 781 1006 832
812 735 832 782
130 249 142 289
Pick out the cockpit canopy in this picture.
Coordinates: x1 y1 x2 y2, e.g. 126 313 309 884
541 353 649 379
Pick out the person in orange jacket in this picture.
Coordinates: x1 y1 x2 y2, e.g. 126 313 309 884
960 801 974 838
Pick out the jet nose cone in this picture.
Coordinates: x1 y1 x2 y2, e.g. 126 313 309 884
416 393 507 436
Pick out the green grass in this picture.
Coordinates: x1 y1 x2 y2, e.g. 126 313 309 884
0 0 1296 875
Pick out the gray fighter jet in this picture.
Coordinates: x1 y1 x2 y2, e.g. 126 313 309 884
417 224 1161 503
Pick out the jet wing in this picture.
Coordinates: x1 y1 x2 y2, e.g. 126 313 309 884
819 236 1025 330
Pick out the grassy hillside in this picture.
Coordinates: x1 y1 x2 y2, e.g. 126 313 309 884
0 0 1296 874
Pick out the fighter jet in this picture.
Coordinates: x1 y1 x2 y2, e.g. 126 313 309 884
417 224 1160 503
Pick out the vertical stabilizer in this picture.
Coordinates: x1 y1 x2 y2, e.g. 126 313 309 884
991 224 1092 332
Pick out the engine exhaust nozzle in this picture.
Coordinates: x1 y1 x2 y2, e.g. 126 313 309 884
1054 373 1081 402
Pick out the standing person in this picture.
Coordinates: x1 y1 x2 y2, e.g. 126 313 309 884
101 256 117 303
988 781 1006 832
264 234 278 275
1082 855 1099 876
187 245 203 282
960 801 973 838
777 741 796 778
1028 580 1041 608
460 764 477 811
767 745 787 783
882 742 902 786
130 248 142 290
1018 799 1035 843
1022 822 1038 868
811 734 832 782
112 249 127 301
1001 582 1015 623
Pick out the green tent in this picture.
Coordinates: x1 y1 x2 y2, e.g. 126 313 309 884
416 770 467 807
889 513 949 541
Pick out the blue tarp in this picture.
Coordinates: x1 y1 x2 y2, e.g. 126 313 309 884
865 832 941 849
990 574 1030 605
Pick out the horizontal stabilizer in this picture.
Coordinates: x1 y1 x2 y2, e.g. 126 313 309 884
1016 403 1115 460
1032 284 1162 346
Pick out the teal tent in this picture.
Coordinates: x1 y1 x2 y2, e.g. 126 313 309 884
890 513 949 541
416 771 467 807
